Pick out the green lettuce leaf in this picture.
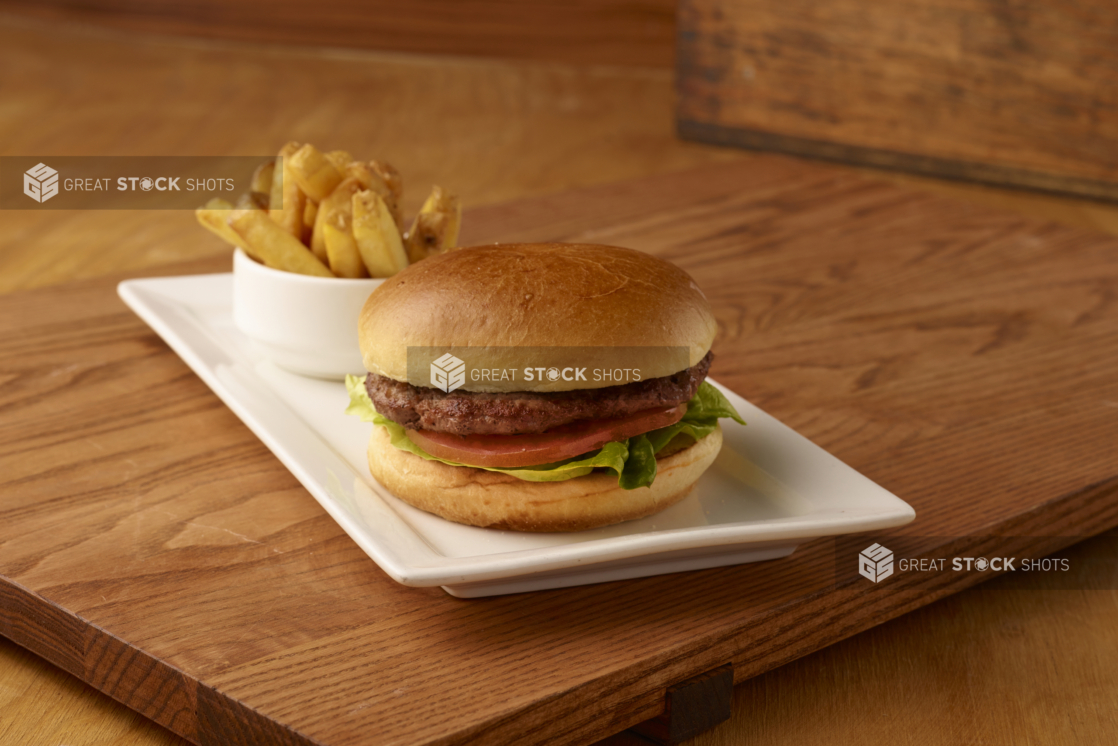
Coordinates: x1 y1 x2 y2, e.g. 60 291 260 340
642 380 747 454
686 379 747 425
619 434 658 490
345 374 380 422
345 375 744 490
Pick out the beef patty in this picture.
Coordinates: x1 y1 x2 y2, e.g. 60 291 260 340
366 351 713 436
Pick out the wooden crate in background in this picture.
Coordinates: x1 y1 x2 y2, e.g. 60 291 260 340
676 0 1118 200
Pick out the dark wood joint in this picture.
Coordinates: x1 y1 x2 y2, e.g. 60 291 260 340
630 663 734 744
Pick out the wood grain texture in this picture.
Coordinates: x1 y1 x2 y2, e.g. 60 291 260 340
1 12 1118 746
605 528 1118 746
2 156 1118 745
0 0 676 68
0 634 190 746
677 0 1118 200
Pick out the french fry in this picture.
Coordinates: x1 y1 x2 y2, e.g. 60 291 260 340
250 160 274 207
325 150 353 173
311 176 365 262
228 207 334 277
200 142 461 279
196 198 259 259
289 144 345 203
352 190 408 277
370 160 404 228
405 210 447 264
322 213 369 278
269 141 307 239
303 200 319 233
236 191 268 211
346 161 402 230
433 187 461 248
405 185 461 263
344 161 377 189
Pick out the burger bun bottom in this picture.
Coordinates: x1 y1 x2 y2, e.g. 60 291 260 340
366 425 723 532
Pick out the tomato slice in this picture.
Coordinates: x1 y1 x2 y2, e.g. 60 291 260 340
407 404 687 469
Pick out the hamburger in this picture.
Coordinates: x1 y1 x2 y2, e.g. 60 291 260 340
345 242 744 531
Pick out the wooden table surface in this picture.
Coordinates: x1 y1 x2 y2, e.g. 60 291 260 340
1 12 1117 746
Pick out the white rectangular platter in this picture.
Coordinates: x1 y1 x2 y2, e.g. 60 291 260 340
119 273 915 597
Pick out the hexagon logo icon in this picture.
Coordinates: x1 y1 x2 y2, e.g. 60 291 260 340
430 353 466 393
858 543 894 583
24 163 59 203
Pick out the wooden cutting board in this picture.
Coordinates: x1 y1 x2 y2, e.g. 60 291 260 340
1 155 1117 746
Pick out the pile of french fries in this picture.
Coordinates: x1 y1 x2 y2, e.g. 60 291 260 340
196 142 461 278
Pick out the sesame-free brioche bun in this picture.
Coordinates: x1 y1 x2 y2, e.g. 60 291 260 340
358 243 717 393
367 423 722 532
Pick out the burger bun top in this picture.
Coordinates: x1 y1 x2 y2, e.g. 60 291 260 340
358 243 717 392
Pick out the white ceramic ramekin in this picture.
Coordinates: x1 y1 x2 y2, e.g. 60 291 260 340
232 249 384 379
